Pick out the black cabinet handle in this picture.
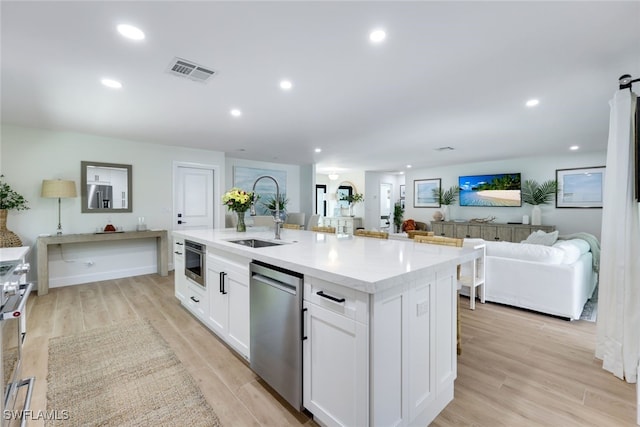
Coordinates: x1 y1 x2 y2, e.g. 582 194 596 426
174 251 183 255
219 271 227 294
301 307 308 341
176 242 184 245
190 296 200 303
316 291 346 303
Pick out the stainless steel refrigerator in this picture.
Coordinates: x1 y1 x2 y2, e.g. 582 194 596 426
87 184 113 209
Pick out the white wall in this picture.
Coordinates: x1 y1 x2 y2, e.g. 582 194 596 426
1 124 227 287
403 151 606 239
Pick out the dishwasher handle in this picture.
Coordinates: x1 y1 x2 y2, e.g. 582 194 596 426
252 273 297 295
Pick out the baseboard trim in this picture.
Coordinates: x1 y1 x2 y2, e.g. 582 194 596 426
49 266 158 288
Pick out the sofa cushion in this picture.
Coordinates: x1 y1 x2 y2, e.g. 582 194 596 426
522 229 559 246
485 240 565 264
552 239 590 264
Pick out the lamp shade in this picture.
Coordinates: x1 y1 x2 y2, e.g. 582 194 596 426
41 180 77 198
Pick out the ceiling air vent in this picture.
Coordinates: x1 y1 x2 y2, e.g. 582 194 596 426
166 57 216 83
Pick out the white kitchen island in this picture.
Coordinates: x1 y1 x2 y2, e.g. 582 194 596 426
173 227 481 427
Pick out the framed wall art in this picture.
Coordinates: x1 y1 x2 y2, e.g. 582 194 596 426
400 184 406 199
556 166 605 208
413 178 441 208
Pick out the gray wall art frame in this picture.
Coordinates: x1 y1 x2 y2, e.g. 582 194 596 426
556 166 605 208
414 178 441 208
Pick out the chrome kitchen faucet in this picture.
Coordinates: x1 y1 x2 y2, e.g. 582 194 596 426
250 175 282 240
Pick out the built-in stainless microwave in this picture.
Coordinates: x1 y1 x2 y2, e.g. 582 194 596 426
184 240 206 288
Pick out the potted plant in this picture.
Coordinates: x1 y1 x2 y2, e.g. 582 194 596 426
261 193 289 222
521 179 557 225
340 193 364 216
393 202 404 233
0 175 29 247
433 185 459 221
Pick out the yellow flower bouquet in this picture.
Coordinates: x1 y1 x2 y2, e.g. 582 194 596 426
222 187 254 212
222 188 254 232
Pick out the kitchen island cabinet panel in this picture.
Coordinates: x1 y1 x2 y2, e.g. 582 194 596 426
173 238 187 302
303 301 369 427
206 249 250 359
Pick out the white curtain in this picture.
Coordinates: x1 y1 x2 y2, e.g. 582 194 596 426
596 89 640 383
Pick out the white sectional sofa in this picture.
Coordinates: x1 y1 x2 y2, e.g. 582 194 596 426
472 237 597 320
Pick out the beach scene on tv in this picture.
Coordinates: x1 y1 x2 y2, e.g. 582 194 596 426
459 173 522 207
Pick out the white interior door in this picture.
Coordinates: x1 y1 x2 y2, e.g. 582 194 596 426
380 183 392 228
175 165 214 230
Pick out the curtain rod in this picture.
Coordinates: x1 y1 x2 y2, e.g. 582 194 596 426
619 74 640 90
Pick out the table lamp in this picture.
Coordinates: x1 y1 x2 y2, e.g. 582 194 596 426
41 179 77 234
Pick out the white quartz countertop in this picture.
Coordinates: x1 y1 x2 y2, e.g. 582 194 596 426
173 228 480 294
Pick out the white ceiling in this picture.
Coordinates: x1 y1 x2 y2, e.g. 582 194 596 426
2 1 639 174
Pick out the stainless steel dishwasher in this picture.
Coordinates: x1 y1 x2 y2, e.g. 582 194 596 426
250 260 304 411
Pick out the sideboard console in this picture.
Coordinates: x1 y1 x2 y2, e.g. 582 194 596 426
431 221 555 243
323 216 363 234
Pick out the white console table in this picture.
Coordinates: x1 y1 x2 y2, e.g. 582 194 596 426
323 216 363 234
36 230 168 296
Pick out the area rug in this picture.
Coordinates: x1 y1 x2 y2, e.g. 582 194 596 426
580 299 598 322
47 320 222 427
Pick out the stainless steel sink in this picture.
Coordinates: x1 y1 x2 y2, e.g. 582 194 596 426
228 238 286 248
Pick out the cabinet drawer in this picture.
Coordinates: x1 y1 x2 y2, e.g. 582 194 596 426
304 277 369 324
185 283 207 318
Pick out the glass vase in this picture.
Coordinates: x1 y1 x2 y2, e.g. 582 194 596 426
236 211 247 232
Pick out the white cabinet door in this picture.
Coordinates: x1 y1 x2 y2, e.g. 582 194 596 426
173 239 187 302
303 301 368 427
226 270 250 357
207 265 228 336
206 251 250 359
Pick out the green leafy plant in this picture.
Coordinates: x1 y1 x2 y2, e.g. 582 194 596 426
521 179 557 205
433 185 460 205
261 193 288 211
393 202 404 228
340 193 364 204
0 175 29 211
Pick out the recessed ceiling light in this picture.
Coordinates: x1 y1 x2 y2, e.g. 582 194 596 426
230 109 242 117
328 173 339 181
280 80 293 90
570 145 580 151
406 165 412 169
117 24 145 41
314 148 322 153
526 99 540 107
369 29 386 43
101 78 122 89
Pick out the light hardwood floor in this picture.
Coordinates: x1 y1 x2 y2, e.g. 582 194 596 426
19 273 635 426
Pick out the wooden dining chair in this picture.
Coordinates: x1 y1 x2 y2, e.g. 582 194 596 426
406 230 434 239
311 226 336 233
414 234 463 355
282 223 302 230
354 229 389 239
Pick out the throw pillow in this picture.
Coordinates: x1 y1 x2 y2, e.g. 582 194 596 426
402 219 416 232
522 229 559 246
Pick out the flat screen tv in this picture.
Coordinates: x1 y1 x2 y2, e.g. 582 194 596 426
458 173 522 207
